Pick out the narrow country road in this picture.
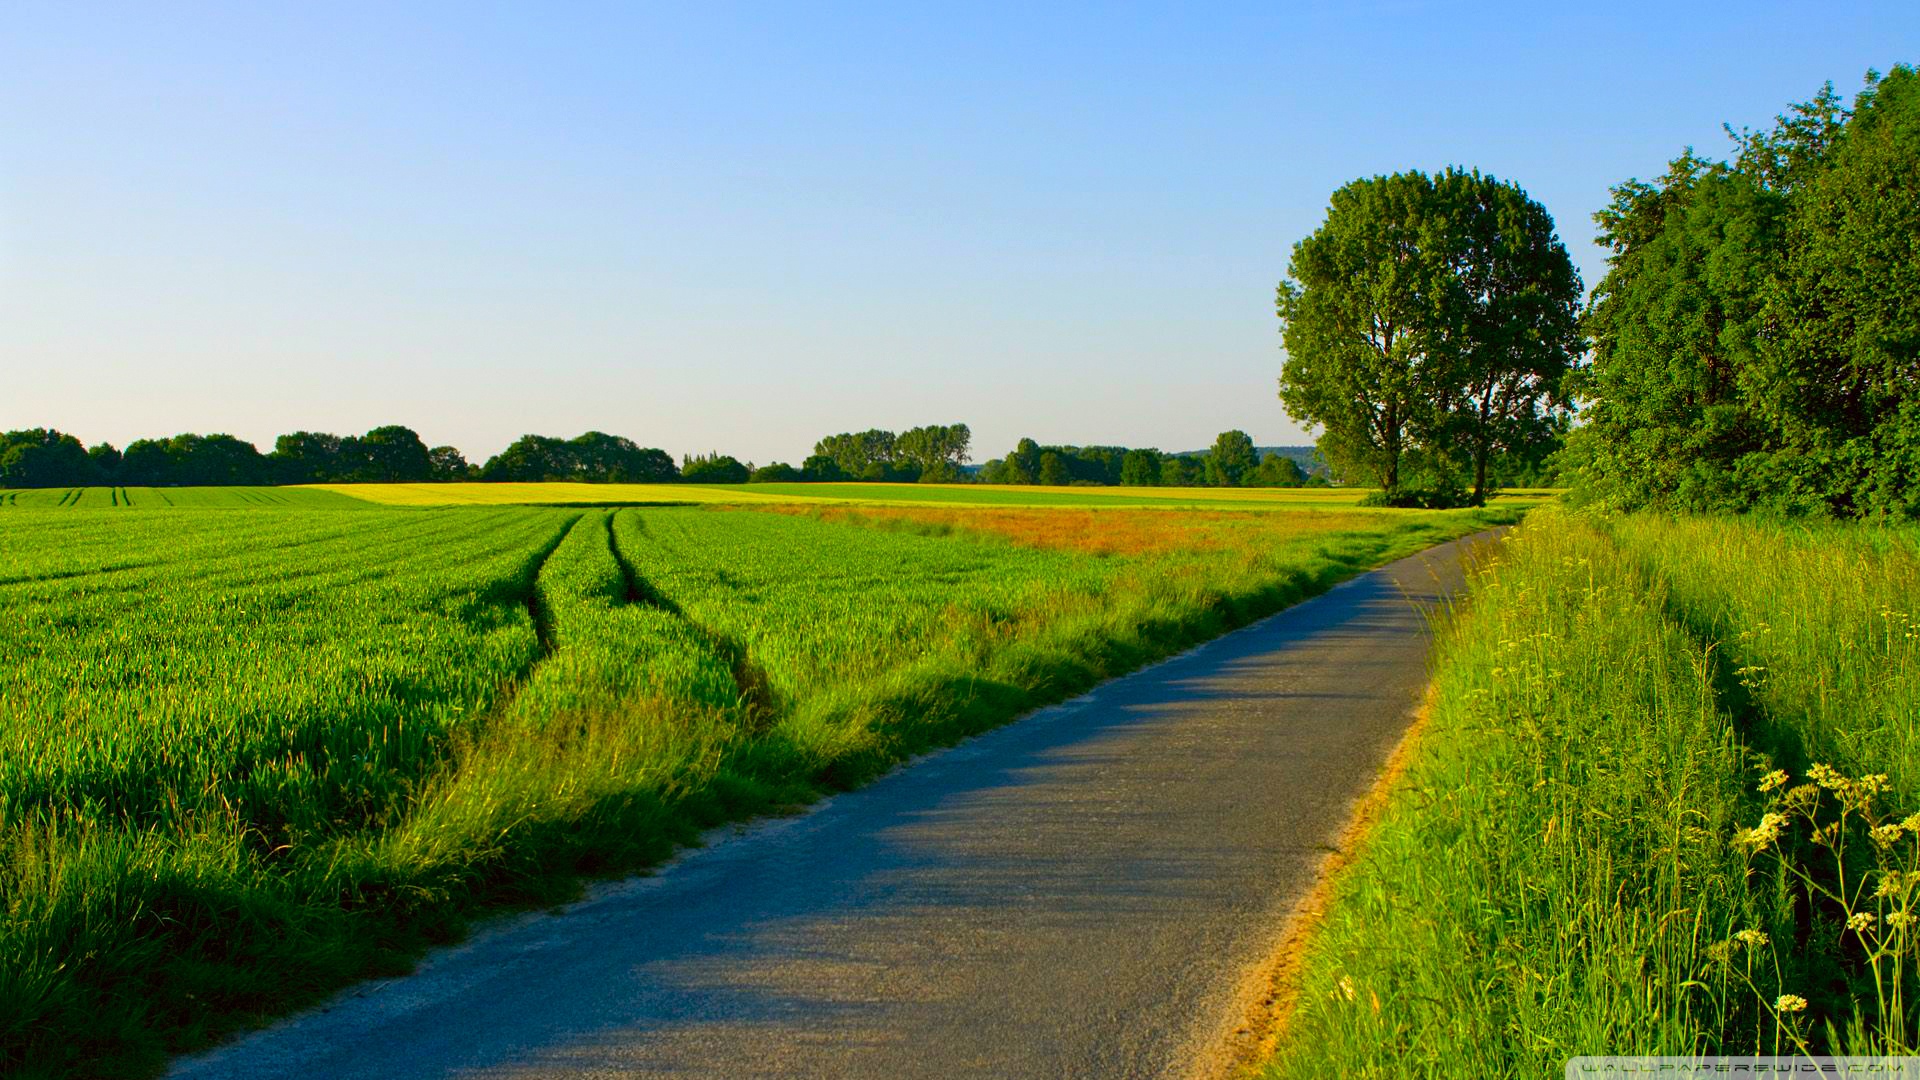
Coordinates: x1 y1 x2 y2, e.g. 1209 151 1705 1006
171 532 1496 1080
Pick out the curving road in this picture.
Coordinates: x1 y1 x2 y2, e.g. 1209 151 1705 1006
171 532 1495 1080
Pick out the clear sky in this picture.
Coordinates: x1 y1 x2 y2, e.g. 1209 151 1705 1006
4 3 1915 466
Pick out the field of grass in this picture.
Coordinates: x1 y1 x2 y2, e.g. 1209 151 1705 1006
0 486 366 509
730 481 1400 509
0 496 1515 1077
308 481 790 506
1266 508 1920 1074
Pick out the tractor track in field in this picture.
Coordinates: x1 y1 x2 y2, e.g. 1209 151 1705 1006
605 508 781 719
172 530 1500 1080
477 511 581 714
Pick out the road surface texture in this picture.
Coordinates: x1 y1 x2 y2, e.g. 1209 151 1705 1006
172 531 1496 1080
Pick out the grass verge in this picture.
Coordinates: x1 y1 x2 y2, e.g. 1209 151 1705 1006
1262 507 1920 1075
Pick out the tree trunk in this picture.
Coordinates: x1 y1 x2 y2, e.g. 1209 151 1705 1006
1381 403 1401 493
1472 390 1495 505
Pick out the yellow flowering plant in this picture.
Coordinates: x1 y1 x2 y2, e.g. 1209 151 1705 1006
1733 763 1920 1054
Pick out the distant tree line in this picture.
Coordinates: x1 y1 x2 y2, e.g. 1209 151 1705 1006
0 426 686 487
0 426 460 487
796 423 973 483
3 422 1343 491
1570 66 1920 517
0 422 984 488
478 432 676 482
976 430 1318 488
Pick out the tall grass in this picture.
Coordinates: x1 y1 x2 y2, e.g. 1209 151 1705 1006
1267 508 1920 1075
1596 515 1920 801
0 507 575 1079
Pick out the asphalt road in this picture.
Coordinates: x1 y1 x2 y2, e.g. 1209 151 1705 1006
171 532 1494 1080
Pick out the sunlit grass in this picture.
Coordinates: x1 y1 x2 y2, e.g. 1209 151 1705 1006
0 486 365 509
0 481 1562 512
307 481 785 506
1267 508 1920 1074
315 480 1561 511
752 504 1447 557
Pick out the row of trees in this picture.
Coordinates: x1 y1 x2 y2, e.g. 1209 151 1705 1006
1276 168 1582 505
478 432 677 482
1570 66 1919 517
0 424 979 488
0 426 692 487
800 424 973 483
0 426 471 487
976 431 1315 487
2 423 1333 491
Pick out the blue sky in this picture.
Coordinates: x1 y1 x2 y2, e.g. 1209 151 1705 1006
3 2 1915 465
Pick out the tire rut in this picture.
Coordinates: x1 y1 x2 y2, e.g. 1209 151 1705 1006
474 511 583 727
606 508 782 721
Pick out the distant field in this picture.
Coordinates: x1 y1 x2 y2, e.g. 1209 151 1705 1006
0 485 366 508
311 481 1559 510
0 496 1520 1076
0 482 1561 511
311 481 788 506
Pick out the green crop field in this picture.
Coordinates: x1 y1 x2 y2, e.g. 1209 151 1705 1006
1266 509 1920 1073
0 493 1516 1077
0 486 367 509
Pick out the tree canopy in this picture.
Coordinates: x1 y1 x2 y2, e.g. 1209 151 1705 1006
478 432 679 483
894 424 972 483
808 424 971 483
975 434 1312 488
0 429 99 488
1119 448 1162 486
1572 66 1920 517
681 452 749 484
1205 430 1257 486
0 426 687 487
121 434 273 486
749 462 802 483
1277 168 1580 503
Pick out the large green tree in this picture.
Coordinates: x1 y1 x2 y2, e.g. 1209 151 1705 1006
812 429 899 479
566 431 677 482
270 431 346 483
1431 170 1583 502
427 445 471 481
1574 67 1918 517
0 429 99 487
1575 155 1785 509
1119 448 1162 486
479 435 572 481
1278 169 1579 501
116 433 271 486
681 452 749 484
894 423 972 483
1004 438 1042 484
1037 451 1071 486
350 425 433 483
1276 172 1452 494
1205 429 1257 486
1760 69 1920 515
